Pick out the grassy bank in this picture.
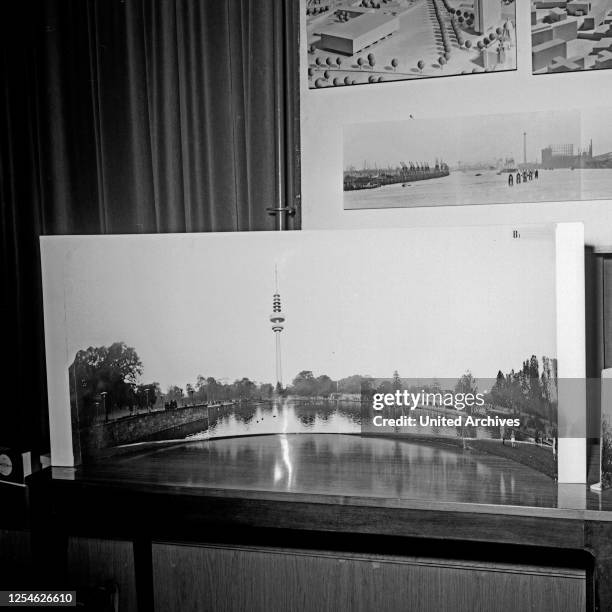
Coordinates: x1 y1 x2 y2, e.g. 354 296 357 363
362 432 556 480
465 438 556 480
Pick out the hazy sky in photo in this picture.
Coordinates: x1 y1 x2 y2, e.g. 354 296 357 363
52 228 557 391
344 108 612 168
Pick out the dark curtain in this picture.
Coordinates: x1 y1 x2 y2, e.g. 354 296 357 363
0 0 300 451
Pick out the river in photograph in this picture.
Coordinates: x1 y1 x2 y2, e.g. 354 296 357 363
127 433 555 506
186 399 361 440
344 168 612 209
184 399 499 441
149 400 556 483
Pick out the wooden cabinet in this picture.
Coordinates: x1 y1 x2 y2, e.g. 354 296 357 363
28 468 609 612
152 542 586 612
55 535 589 611
66 537 137 612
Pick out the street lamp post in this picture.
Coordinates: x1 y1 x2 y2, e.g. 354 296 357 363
101 391 108 422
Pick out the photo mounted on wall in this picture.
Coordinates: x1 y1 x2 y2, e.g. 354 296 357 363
531 0 612 73
42 227 568 503
344 108 612 209
305 0 516 87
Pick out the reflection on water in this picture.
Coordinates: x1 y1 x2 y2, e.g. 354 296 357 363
184 398 499 442
186 398 362 440
126 433 556 508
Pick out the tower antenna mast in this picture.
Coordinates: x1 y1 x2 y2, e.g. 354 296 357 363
270 266 285 389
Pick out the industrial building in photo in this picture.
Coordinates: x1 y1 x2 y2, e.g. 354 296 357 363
317 10 399 55
541 143 588 168
540 140 612 168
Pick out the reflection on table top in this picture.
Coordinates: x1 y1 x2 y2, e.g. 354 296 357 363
52 433 612 521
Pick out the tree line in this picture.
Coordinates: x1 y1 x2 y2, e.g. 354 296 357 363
168 375 276 405
488 355 557 423
69 342 280 420
70 342 556 425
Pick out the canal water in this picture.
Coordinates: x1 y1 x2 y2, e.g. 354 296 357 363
344 167 612 209
184 398 500 442
186 399 361 440
135 433 556 506
159 401 556 484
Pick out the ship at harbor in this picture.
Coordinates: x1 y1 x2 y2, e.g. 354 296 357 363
343 160 449 191
496 157 518 174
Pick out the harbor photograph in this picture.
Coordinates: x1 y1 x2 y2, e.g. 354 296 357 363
45 229 560 485
305 0 516 87
344 107 612 208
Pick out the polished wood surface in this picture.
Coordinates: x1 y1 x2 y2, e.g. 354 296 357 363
63 433 612 520
152 542 585 612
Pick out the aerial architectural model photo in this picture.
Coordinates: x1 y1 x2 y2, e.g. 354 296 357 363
305 0 516 87
531 0 612 73
344 108 612 209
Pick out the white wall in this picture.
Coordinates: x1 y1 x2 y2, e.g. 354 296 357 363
300 1 612 250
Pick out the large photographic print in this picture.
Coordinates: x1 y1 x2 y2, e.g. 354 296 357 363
43 228 562 499
344 108 612 209
306 0 516 88
599 370 612 489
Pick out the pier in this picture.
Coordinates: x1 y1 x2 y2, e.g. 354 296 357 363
344 160 449 191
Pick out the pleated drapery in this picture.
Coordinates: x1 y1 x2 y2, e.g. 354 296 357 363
0 0 300 451
37 0 299 234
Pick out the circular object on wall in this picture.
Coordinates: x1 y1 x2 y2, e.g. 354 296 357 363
0 453 13 477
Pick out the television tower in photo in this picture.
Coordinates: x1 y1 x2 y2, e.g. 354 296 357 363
270 266 285 388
